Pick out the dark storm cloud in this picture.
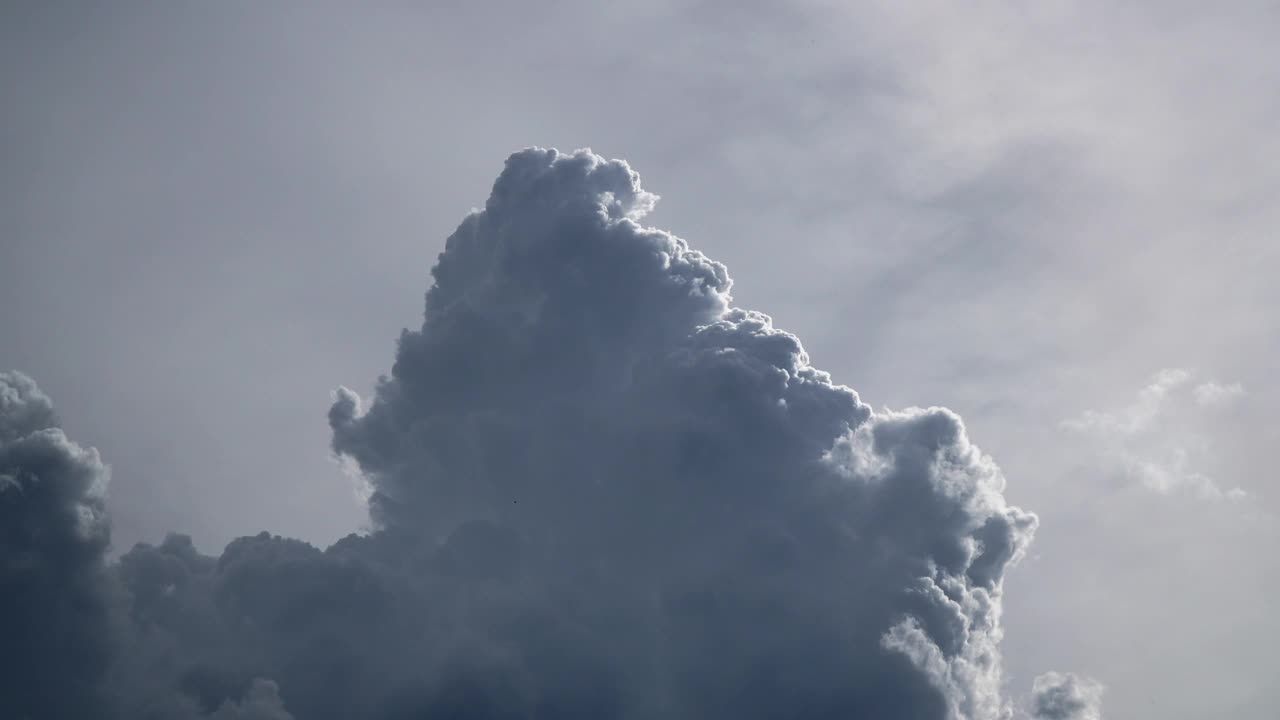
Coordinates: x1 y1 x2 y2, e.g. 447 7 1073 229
1030 672 1103 720
6 149 1048 718
0 371 113 717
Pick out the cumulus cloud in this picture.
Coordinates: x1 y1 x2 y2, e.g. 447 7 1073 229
0 371 114 717
1030 672 1103 720
1063 369 1245 500
5 148 1056 718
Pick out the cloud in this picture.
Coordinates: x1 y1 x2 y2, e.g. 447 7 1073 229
1063 369 1246 500
328 148 1039 717
1061 368 1190 435
204 680 295 720
1030 672 1103 720
5 148 1052 718
0 371 114 717
1193 381 1244 407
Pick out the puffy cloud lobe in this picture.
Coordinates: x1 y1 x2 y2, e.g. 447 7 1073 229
8 148 1045 718
0 371 113 717
332 148 735 537
1030 672 1103 720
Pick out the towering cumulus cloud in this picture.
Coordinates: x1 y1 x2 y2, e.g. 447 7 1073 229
4 148 1055 719
328 148 1037 718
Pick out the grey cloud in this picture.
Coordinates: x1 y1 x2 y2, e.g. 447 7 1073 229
7 149 1049 718
327 148 1038 718
206 680 294 720
0 371 113 717
1030 672 1103 720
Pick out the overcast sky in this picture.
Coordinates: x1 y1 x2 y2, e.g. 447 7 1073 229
3 2 1277 718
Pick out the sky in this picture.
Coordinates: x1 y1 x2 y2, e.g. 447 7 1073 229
2 2 1278 718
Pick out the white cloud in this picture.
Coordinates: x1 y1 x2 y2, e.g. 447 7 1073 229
1030 671 1103 720
1062 368 1190 435
1122 449 1246 501
1064 369 1246 500
1193 381 1245 407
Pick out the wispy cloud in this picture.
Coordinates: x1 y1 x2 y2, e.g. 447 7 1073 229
1064 369 1246 500
1193 381 1245 407
1062 368 1190 435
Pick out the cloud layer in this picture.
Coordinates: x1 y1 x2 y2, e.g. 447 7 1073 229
5 149 1054 718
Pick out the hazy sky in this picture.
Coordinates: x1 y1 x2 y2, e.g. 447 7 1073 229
3 2 1277 718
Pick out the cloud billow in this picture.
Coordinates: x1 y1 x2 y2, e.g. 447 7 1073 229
4 148 1056 719
1030 672 1103 720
